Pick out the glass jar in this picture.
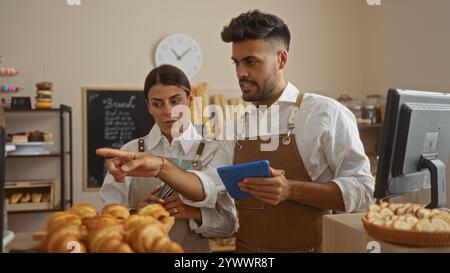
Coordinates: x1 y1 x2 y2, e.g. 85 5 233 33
348 99 363 120
362 104 377 125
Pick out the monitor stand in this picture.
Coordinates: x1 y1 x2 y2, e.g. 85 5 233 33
419 154 447 208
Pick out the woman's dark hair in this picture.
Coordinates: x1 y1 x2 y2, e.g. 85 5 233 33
221 10 290 51
144 64 191 101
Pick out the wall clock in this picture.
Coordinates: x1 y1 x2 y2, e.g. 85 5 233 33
154 33 203 79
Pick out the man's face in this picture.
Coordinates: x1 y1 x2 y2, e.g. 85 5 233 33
231 39 279 102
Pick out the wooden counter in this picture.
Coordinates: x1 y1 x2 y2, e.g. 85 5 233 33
322 213 450 253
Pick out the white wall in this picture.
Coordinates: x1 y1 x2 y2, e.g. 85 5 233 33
363 0 450 95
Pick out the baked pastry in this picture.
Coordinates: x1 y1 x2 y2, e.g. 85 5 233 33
38 203 183 253
41 223 86 253
87 225 132 253
137 204 175 234
20 193 31 203
5 197 10 204
11 133 28 143
101 203 130 220
10 193 23 204
35 81 53 90
28 130 44 142
364 202 450 232
42 193 51 203
69 203 98 221
128 222 182 253
43 132 53 142
47 212 82 230
31 193 43 203
84 214 118 232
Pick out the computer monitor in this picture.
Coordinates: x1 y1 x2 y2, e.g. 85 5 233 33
375 88 450 208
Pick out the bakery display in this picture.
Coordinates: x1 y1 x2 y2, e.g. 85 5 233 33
35 81 54 109
362 202 450 247
28 130 44 142
36 203 182 253
10 132 28 143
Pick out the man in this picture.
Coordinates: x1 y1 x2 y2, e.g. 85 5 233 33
98 10 374 253
216 9 374 252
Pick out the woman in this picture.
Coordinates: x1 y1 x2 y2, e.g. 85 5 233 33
98 64 236 252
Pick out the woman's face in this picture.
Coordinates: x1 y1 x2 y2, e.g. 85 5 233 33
146 84 192 138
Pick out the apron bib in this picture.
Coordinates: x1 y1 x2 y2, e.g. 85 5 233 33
234 92 330 253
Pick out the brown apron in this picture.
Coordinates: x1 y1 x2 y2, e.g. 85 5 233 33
128 141 211 253
234 92 330 253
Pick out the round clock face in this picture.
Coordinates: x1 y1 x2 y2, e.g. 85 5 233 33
154 33 203 79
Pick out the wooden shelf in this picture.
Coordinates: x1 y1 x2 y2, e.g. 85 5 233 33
5 108 61 113
358 123 383 130
7 153 60 158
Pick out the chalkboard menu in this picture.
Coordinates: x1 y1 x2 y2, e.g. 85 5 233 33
83 88 154 190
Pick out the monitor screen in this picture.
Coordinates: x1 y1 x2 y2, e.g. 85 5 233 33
375 89 450 208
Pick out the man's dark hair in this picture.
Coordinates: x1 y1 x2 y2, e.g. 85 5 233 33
144 64 191 101
221 10 291 51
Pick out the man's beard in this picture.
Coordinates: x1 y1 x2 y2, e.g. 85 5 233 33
240 70 277 103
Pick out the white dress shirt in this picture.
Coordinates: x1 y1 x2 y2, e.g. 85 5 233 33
213 82 375 212
99 123 237 237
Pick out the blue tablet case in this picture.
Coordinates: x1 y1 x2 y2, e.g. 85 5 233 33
217 160 271 199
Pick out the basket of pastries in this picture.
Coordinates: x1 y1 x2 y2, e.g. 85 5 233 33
362 202 450 247
34 203 183 253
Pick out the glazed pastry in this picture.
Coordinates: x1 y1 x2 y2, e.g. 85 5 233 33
20 193 31 203
42 223 86 253
47 212 82 230
101 203 130 220
137 203 175 234
31 193 43 203
69 203 98 221
84 214 118 232
35 81 53 90
128 222 182 253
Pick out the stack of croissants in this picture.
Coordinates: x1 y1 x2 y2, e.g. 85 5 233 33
36 203 183 253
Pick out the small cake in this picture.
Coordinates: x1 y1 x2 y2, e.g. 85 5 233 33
12 132 28 143
43 132 53 142
28 130 45 142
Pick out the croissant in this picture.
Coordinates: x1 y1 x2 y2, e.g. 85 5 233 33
69 203 98 221
47 212 82 230
137 204 175 234
87 225 129 253
42 223 85 253
128 222 182 253
10 193 22 204
31 193 42 203
101 203 130 220
84 214 118 232
20 193 31 203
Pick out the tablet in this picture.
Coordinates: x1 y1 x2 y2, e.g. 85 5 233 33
217 160 271 199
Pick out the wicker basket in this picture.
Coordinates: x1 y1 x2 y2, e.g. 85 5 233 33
362 215 450 247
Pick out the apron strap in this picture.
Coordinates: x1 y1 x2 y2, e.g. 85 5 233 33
138 138 145 152
283 92 305 145
191 141 206 168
